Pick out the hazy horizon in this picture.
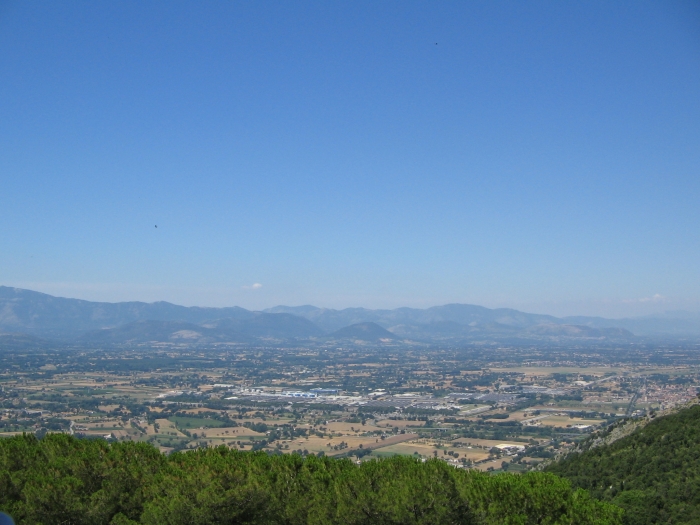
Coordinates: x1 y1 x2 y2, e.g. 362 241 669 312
2 2 698 319
3 283 699 320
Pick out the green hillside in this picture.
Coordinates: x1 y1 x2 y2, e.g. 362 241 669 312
546 402 700 525
0 433 620 524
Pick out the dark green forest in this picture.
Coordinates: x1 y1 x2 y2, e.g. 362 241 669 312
546 404 700 525
0 434 620 525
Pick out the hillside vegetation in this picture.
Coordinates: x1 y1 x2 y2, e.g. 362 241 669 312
546 402 700 525
0 434 621 525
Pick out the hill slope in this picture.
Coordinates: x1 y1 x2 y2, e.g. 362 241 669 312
78 320 223 344
266 303 686 339
266 303 560 333
79 313 324 344
202 313 324 339
3 285 697 344
0 286 252 339
546 400 700 525
330 322 398 341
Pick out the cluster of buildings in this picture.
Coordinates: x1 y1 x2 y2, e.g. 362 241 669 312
209 386 523 414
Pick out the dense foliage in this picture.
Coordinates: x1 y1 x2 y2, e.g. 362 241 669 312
0 434 620 525
546 404 700 525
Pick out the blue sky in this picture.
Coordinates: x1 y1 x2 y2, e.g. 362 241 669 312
1 1 699 317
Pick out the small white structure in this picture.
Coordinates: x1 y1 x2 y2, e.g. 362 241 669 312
495 444 526 455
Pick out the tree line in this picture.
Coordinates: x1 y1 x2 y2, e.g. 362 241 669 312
0 433 621 524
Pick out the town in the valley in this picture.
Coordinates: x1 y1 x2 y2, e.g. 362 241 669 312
2 343 698 473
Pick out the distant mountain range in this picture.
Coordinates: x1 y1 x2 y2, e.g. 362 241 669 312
1 286 699 347
330 322 398 342
265 304 700 339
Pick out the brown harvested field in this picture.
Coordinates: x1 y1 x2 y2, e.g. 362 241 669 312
473 458 507 471
458 449 490 462
360 433 420 450
319 433 421 457
200 427 264 438
154 418 188 438
286 436 335 454
84 421 125 431
536 416 604 428
324 421 382 433
292 434 386 454
374 419 425 429
452 437 528 449
499 411 531 421
373 442 438 457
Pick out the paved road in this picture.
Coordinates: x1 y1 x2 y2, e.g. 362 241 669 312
363 432 420 450
331 432 420 457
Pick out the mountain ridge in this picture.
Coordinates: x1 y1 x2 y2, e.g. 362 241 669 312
330 322 399 342
1 286 698 345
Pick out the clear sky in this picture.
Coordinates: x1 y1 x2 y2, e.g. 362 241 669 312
1 1 699 317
